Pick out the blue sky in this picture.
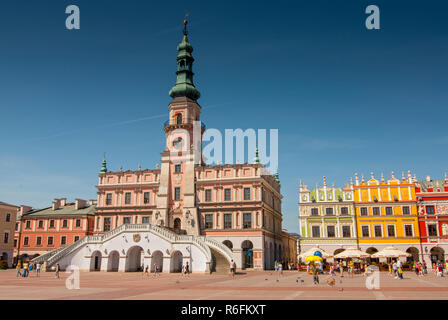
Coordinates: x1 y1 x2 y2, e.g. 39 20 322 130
0 0 447 233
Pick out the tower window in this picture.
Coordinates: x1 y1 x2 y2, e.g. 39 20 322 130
174 187 181 200
176 113 183 124
205 189 212 202
106 193 112 205
144 192 150 204
174 164 182 173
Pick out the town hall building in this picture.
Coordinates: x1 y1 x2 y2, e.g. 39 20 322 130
33 20 294 273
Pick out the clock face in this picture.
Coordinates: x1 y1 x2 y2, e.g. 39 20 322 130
302 195 307 201
173 137 183 149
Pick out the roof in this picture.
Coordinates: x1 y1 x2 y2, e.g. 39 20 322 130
0 201 19 208
22 204 96 218
417 179 447 192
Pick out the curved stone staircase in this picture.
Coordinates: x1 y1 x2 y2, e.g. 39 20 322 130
32 224 233 273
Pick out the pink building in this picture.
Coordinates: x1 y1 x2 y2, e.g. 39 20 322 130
94 21 293 270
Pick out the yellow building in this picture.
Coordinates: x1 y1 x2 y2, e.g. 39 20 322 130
353 171 420 260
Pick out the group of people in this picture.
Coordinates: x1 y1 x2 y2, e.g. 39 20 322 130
15 261 41 278
411 261 427 276
142 263 162 277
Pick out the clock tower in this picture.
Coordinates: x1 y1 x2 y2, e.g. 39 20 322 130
154 19 204 236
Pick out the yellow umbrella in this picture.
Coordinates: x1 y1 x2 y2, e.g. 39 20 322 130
305 255 323 262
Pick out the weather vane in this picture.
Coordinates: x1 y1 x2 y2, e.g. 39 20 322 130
183 12 189 35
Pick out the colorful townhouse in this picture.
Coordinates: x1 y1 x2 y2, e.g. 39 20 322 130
353 171 420 260
14 198 95 262
298 177 357 258
416 175 448 264
0 201 19 267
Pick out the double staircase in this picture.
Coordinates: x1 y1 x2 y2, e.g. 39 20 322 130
32 224 233 273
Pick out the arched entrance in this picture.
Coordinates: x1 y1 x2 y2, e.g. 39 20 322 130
90 251 102 271
171 251 183 273
223 240 233 250
430 247 445 263
151 250 163 272
125 246 144 272
242 240 254 269
107 251 120 272
366 247 379 264
174 218 182 234
406 247 419 263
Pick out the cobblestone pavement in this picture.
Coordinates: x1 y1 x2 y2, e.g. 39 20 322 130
1 270 448 300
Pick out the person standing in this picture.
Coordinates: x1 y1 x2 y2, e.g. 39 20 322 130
22 261 29 278
55 263 60 279
36 262 41 277
312 263 320 285
185 261 190 277
144 265 149 277
230 260 236 278
339 261 344 278
153 264 159 277
397 260 403 279
279 262 283 276
392 261 398 279
423 261 427 274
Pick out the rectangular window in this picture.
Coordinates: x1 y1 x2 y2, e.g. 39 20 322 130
14 239 17 248
144 192 150 204
311 208 319 216
224 214 232 229
372 207 380 216
25 220 31 229
75 219 81 228
243 213 252 229
74 236 80 242
374 225 382 237
428 224 438 236
325 208 334 216
38 220 43 228
405 225 413 237
62 220 68 228
327 225 335 237
362 226 370 237
49 220 55 228
3 232 9 244
106 193 112 205
103 217 111 231
426 206 435 215
23 237 29 246
174 164 182 173
402 206 410 215
342 225 351 237
340 207 348 215
15 223 18 231
243 188 251 200
360 207 368 216
174 187 181 201
47 237 54 246
6 213 10 222
224 188 231 201
142 216 150 224
387 225 396 237
385 207 393 216
205 214 213 229
312 226 320 238
125 192 132 204
205 189 212 202
123 217 131 225
61 236 67 245
36 236 42 246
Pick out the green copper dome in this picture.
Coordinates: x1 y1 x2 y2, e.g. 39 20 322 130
169 21 201 100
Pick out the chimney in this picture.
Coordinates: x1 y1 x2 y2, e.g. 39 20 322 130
19 205 33 217
60 198 67 207
52 199 61 210
75 199 87 210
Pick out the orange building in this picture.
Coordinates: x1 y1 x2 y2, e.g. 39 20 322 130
353 171 420 260
15 198 95 262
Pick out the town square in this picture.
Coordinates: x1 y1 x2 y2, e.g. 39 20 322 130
1 1 448 306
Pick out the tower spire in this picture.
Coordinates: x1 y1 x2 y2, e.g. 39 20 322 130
253 148 260 164
168 16 201 100
100 153 107 174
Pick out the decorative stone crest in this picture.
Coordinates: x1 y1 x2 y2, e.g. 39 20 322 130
133 234 141 243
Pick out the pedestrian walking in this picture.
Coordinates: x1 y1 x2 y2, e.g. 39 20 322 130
22 261 29 278
392 261 398 279
397 260 403 279
185 262 190 276
230 260 236 278
144 265 149 277
153 264 159 277
16 262 21 277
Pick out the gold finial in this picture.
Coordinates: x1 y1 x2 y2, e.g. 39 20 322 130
183 13 189 35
